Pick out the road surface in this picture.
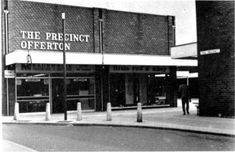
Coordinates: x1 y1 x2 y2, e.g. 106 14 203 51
3 124 235 151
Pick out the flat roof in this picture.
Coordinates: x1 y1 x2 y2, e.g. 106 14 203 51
6 50 198 67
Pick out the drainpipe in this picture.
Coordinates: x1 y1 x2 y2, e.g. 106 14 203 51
4 10 9 54
99 19 104 64
99 18 104 111
3 10 9 115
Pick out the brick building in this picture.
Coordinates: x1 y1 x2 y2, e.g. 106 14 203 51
2 0 196 115
196 1 234 116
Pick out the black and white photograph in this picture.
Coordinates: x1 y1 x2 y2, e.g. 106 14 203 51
0 0 234 151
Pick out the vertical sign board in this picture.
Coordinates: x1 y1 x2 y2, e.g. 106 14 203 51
200 49 220 55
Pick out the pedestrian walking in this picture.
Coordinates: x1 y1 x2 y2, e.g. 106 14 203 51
178 83 191 115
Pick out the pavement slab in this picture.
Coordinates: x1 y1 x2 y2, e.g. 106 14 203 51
2 100 235 137
1 139 37 152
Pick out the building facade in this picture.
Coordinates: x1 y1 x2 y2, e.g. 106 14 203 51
2 0 197 115
196 1 234 117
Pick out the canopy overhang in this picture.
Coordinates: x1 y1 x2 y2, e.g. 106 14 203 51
170 42 197 59
6 50 197 67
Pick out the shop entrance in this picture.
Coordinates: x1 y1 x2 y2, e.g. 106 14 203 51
133 76 140 105
110 74 125 107
147 74 167 105
52 77 96 113
52 79 64 113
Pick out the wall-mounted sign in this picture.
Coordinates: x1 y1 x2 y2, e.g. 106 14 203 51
16 64 95 73
73 78 88 82
44 79 49 85
200 49 220 55
25 78 41 82
16 79 22 85
4 70 15 78
110 66 170 73
20 31 90 51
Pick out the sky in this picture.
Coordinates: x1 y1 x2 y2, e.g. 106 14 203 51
24 0 197 45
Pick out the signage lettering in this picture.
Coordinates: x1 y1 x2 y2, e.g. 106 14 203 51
20 41 71 50
20 31 90 51
16 64 95 73
110 66 169 73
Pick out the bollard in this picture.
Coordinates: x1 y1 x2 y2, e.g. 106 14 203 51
137 102 142 122
14 102 19 120
45 102 51 121
77 102 82 121
106 102 112 121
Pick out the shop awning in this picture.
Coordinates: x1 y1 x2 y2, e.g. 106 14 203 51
6 50 197 66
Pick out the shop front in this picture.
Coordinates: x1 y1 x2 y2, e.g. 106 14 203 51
2 0 198 116
4 51 197 115
109 65 171 108
14 64 95 113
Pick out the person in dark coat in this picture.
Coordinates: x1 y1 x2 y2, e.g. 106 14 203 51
178 83 191 115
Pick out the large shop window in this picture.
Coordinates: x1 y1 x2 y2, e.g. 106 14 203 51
148 74 167 105
67 77 95 111
17 78 49 113
52 77 95 113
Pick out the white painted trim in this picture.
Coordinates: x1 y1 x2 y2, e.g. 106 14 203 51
6 50 198 66
6 50 102 65
104 53 197 66
170 43 197 58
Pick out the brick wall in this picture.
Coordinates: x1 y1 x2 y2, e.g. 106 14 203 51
4 1 176 115
8 1 94 53
103 10 173 55
7 1 174 55
196 1 234 116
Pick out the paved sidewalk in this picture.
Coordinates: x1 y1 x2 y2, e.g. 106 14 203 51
2 100 235 136
1 139 37 152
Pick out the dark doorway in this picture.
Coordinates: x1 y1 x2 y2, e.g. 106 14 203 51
147 74 167 105
133 76 140 105
52 79 64 113
110 74 125 107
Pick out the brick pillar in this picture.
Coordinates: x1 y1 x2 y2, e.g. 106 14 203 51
93 8 100 53
8 78 15 116
166 66 177 107
167 16 176 53
95 65 110 111
196 1 234 117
